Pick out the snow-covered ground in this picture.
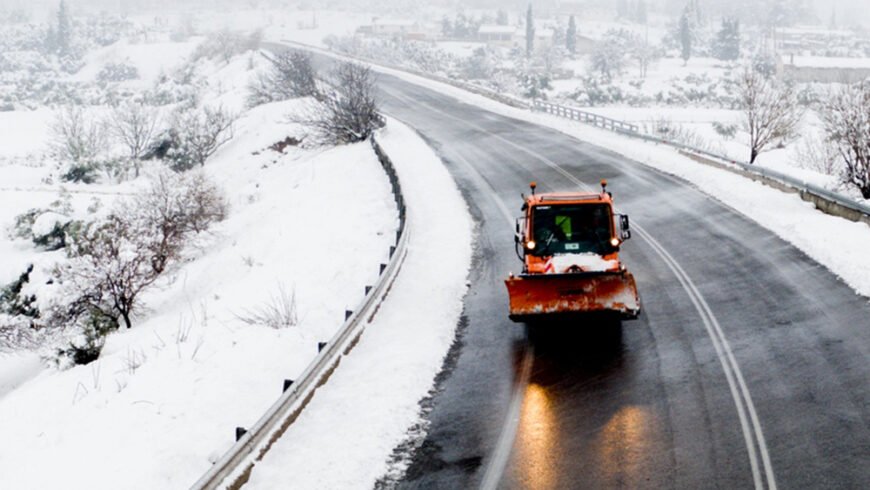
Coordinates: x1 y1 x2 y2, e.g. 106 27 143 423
243 118 473 490
0 33 402 489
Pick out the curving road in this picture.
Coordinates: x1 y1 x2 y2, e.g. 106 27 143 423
284 46 870 489
369 71 870 490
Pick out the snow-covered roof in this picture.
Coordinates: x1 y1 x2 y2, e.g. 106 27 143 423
478 25 517 35
789 56 870 69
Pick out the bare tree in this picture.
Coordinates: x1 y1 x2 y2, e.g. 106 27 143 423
822 82 870 198
167 105 235 171
51 105 107 163
293 62 381 145
53 171 227 333
110 102 161 177
247 50 319 107
738 68 803 163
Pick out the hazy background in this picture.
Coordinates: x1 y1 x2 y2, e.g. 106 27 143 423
0 1 868 29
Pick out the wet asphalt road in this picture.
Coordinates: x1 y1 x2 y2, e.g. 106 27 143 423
372 74 870 489
277 44 870 490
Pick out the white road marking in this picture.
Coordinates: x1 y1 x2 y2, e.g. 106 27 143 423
383 85 777 489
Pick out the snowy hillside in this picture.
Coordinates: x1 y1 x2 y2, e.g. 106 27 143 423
0 20 400 490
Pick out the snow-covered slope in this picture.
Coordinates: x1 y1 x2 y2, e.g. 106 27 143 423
0 38 401 489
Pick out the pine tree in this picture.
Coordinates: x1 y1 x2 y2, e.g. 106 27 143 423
679 8 692 65
497 9 509 26
57 0 71 57
525 4 534 58
712 18 740 61
566 15 577 55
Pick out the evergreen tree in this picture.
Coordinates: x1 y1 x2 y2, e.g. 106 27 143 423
712 18 740 61
525 4 534 58
679 7 692 65
566 15 577 55
57 0 71 56
497 9 509 26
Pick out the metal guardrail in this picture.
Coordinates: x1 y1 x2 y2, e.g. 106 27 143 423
190 132 409 490
532 99 870 223
533 100 639 133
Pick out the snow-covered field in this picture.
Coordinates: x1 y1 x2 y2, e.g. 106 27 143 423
0 30 406 489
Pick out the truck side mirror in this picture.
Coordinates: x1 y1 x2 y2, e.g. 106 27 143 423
619 215 631 241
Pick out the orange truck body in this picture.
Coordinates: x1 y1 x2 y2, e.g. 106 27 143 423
505 182 641 322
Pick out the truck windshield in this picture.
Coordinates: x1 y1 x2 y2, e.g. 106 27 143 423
531 203 614 256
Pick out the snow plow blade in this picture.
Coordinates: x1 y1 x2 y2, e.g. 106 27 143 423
505 271 640 322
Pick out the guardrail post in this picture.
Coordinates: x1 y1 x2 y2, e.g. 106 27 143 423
283 379 294 392
318 341 328 352
235 427 247 441
345 310 353 320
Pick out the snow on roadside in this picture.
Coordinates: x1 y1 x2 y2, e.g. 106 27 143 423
243 118 473 489
305 48 870 299
0 98 399 490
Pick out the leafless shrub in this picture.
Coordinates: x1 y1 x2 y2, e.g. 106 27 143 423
193 28 262 64
291 62 382 145
50 172 227 347
247 50 319 107
110 102 161 177
738 68 803 163
821 82 870 199
651 118 715 153
166 105 235 171
236 284 298 329
51 105 108 163
791 133 842 177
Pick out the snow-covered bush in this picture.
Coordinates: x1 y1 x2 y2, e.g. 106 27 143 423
166 105 235 171
590 29 633 80
1 265 39 320
51 105 107 165
293 62 381 145
712 121 738 139
462 47 497 80
791 133 842 177
97 62 139 83
110 102 161 176
247 50 319 107
49 171 227 363
192 29 261 64
822 82 870 198
0 265 40 351
517 69 552 99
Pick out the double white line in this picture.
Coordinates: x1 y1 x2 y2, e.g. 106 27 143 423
383 87 776 490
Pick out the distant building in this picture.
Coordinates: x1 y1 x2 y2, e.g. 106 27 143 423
356 18 436 41
779 55 870 83
477 25 518 46
572 34 597 55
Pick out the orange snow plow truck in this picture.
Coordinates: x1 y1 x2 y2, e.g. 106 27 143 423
505 180 640 322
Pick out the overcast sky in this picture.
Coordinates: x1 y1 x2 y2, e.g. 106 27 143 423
1 0 868 28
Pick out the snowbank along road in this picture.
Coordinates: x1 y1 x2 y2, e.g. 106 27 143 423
287 47 870 489
262 44 870 489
